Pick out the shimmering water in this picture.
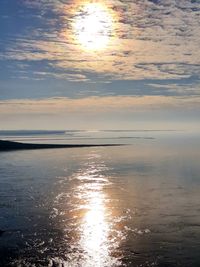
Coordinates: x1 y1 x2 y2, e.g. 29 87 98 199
0 130 200 267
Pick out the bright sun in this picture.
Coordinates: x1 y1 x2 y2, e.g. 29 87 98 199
74 3 113 51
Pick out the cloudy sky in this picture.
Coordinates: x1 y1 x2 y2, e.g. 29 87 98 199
0 0 200 130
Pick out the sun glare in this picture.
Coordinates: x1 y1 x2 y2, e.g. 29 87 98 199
74 3 113 51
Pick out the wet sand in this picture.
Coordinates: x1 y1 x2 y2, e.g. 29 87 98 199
0 140 123 151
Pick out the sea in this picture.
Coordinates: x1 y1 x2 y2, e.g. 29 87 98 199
0 129 200 267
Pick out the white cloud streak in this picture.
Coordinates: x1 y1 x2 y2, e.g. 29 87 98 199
0 95 200 115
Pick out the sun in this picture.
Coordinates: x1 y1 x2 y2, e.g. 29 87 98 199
74 3 113 51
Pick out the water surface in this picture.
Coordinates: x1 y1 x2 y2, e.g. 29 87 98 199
0 130 200 266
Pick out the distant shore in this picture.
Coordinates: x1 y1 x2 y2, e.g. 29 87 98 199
0 140 122 151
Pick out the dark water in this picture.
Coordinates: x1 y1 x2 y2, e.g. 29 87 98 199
0 131 200 267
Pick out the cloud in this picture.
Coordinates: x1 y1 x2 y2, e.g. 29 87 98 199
147 82 200 96
1 0 200 83
0 0 199 130
0 95 200 115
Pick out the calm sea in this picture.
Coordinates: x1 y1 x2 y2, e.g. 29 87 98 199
0 130 200 267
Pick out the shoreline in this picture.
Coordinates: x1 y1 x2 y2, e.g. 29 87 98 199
0 140 123 152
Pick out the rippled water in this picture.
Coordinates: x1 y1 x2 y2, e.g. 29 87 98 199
0 131 200 267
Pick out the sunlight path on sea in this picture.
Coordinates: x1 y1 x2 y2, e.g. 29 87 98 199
51 151 123 267
77 172 111 266
70 153 121 266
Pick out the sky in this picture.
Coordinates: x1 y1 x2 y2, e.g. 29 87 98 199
0 0 200 130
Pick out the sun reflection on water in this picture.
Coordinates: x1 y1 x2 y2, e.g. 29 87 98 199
80 190 109 266
51 153 125 266
72 159 121 267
